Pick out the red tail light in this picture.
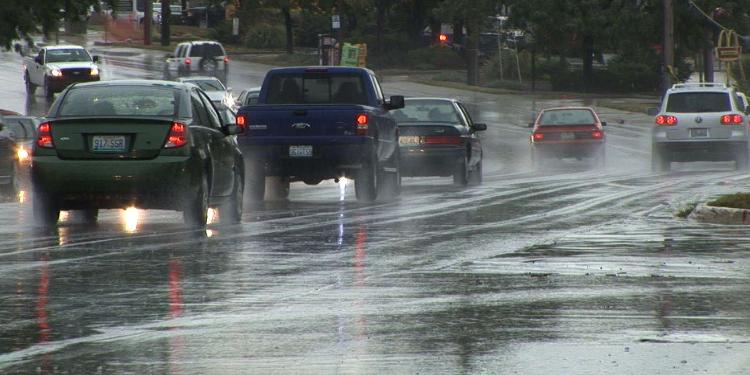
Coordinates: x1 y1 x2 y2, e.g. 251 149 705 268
37 122 54 148
164 122 187 148
721 114 743 125
591 130 604 139
223 56 230 64
356 113 368 135
655 115 677 126
184 57 192 65
236 114 247 131
422 136 462 145
532 132 544 141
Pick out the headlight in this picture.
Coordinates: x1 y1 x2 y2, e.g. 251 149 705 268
17 147 29 161
50 68 62 77
90 66 99 76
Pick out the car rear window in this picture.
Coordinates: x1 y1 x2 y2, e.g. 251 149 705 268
392 100 462 124
1 117 37 140
539 109 596 125
666 92 732 113
266 73 368 105
190 43 224 58
58 86 182 118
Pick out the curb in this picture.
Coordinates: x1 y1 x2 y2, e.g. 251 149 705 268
688 203 750 225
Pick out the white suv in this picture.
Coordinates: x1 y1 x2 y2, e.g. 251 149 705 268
163 41 228 83
651 82 750 171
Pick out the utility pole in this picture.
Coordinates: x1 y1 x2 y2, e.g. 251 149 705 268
663 0 674 92
144 0 153 45
161 0 171 46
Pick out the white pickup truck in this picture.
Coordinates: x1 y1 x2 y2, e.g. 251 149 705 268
23 45 101 99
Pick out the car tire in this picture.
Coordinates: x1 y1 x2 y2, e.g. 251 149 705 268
221 169 244 224
377 150 401 201
651 146 670 172
355 156 378 202
245 159 266 202
266 176 290 200
79 208 99 225
183 173 209 228
735 147 749 170
33 190 59 227
25 73 36 95
453 155 469 186
468 158 483 185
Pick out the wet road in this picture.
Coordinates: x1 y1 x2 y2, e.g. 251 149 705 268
2 45 750 374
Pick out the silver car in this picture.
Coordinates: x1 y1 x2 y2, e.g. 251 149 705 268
651 83 749 171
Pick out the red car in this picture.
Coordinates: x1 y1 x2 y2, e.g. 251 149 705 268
529 107 607 168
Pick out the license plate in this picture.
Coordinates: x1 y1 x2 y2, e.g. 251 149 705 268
289 145 313 158
560 132 575 140
92 135 127 152
690 128 708 137
399 136 420 146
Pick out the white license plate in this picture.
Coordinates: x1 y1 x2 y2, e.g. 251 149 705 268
399 136 420 146
690 128 708 137
560 132 575 140
92 135 127 152
289 145 313 158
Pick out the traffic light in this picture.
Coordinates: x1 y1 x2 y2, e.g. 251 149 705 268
438 33 448 45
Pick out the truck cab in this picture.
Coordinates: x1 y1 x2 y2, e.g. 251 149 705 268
24 45 101 100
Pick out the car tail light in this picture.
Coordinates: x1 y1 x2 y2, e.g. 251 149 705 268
184 57 192 65
655 115 677 126
532 132 544 141
223 56 230 64
164 122 187 148
37 122 54 148
236 114 247 131
422 136 462 145
356 113 368 135
591 130 604 139
721 114 743 125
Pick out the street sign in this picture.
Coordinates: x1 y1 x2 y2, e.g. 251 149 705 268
332 15 341 30
716 29 742 62
716 47 741 61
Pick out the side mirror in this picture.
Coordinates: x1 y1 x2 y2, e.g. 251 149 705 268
92 55 100 63
34 56 42 65
385 95 405 110
224 123 243 135
473 123 487 131
527 122 535 128
601 121 607 126
646 107 659 116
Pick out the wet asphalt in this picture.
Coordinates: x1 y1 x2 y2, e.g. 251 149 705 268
1 44 750 374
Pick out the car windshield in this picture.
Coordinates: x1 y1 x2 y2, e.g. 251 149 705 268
266 73 368 105
184 79 225 91
46 48 91 63
392 100 462 124
0 117 36 140
539 109 596 125
57 85 180 117
666 92 732 113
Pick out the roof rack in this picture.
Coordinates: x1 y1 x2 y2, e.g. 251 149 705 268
671 82 728 89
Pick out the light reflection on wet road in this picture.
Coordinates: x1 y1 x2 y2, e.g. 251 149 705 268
1 46 750 374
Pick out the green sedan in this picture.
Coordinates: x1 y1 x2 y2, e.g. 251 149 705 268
32 80 245 227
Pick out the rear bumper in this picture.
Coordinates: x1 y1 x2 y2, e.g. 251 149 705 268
653 141 747 162
32 156 194 209
239 137 376 180
400 146 464 177
532 141 603 158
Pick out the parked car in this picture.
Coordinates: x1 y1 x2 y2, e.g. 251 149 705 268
163 41 229 83
0 115 39 190
31 80 245 227
23 45 101 99
737 91 749 113
176 76 233 106
529 107 607 168
235 87 261 107
651 82 749 171
235 66 405 202
0 123 18 196
391 98 485 185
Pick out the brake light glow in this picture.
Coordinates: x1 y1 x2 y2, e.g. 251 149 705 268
655 115 678 126
184 57 192 65
721 114 744 125
532 132 544 141
592 130 604 139
422 135 462 145
164 122 187 148
236 114 247 130
356 113 368 135
37 122 54 148
223 56 230 64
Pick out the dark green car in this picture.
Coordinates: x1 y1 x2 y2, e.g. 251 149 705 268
32 80 245 227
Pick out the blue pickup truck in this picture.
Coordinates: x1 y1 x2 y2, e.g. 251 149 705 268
235 67 405 202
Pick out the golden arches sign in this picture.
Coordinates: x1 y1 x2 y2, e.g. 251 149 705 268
716 29 741 62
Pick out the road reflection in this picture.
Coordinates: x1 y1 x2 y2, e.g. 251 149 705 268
167 258 185 375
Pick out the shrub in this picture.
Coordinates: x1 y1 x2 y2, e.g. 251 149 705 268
243 24 285 49
209 21 238 44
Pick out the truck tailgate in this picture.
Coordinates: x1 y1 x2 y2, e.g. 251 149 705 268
240 105 370 138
